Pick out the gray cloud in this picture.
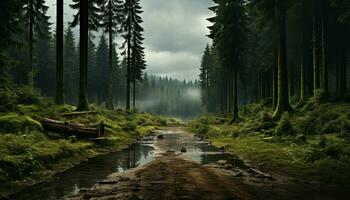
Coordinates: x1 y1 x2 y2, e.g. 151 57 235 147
46 0 213 81
141 0 212 81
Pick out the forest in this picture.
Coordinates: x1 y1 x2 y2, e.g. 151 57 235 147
0 0 350 199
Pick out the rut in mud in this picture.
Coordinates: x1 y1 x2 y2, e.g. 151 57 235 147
67 127 348 200
69 152 250 200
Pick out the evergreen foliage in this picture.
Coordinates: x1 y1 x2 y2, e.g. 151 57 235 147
121 0 147 109
201 0 350 119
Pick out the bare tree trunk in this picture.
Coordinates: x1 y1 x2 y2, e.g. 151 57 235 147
77 0 89 111
29 0 34 90
273 5 293 118
56 0 64 104
313 0 320 93
107 1 114 110
126 1 131 110
321 0 328 98
232 65 239 121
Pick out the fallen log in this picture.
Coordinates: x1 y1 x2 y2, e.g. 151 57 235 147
60 111 99 117
42 118 105 139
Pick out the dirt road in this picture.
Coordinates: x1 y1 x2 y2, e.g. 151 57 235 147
67 127 349 200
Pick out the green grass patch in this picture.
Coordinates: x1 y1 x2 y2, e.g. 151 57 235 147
188 102 350 185
0 86 169 198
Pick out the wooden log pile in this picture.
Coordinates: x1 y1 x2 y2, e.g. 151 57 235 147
42 118 105 139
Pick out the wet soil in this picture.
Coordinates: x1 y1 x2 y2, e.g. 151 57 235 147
35 127 350 200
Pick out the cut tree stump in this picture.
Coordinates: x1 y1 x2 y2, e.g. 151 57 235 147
42 118 105 139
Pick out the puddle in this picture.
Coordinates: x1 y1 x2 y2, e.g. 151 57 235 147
11 142 155 200
154 130 246 168
11 129 250 200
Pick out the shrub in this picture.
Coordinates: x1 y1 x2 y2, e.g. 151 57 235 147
295 114 318 135
196 123 210 134
0 88 18 112
304 137 343 162
275 113 295 136
319 109 339 125
158 118 167 126
15 86 42 105
310 89 327 104
122 121 137 132
340 119 350 137
245 104 264 116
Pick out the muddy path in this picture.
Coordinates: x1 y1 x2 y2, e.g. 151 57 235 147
67 127 349 200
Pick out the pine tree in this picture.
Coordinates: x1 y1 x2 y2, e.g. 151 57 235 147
87 34 98 103
199 44 212 112
36 21 55 97
95 34 109 104
273 1 293 118
313 0 321 93
22 0 50 90
0 0 23 88
100 0 124 109
70 0 99 110
213 0 246 122
63 26 78 104
71 0 102 32
121 0 146 109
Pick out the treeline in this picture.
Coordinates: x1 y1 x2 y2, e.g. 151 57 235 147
200 0 350 120
137 75 204 118
0 0 146 111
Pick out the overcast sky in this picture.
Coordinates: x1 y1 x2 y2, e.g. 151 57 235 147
46 0 212 81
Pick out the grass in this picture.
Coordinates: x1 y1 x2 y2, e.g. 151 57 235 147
188 101 350 185
0 86 167 198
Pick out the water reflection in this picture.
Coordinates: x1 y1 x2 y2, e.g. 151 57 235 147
11 132 247 200
11 143 155 200
161 133 246 168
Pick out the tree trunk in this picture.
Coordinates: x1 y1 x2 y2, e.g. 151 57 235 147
106 1 114 110
29 0 34 90
232 65 239 121
300 47 306 104
273 5 293 118
228 70 233 113
299 11 307 105
126 1 131 110
133 74 136 108
272 50 278 108
261 72 265 101
313 0 320 93
244 86 247 113
288 69 295 99
42 118 105 138
206 67 210 113
56 0 64 105
337 46 347 99
321 0 328 98
77 0 89 111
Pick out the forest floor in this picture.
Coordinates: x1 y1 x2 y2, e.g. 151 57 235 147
0 87 180 198
188 100 350 187
67 127 349 200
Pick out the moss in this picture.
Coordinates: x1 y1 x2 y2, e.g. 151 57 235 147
189 102 350 185
137 126 156 137
0 91 167 197
0 113 42 133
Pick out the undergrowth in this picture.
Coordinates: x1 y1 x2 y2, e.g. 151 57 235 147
0 86 166 197
188 99 350 185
